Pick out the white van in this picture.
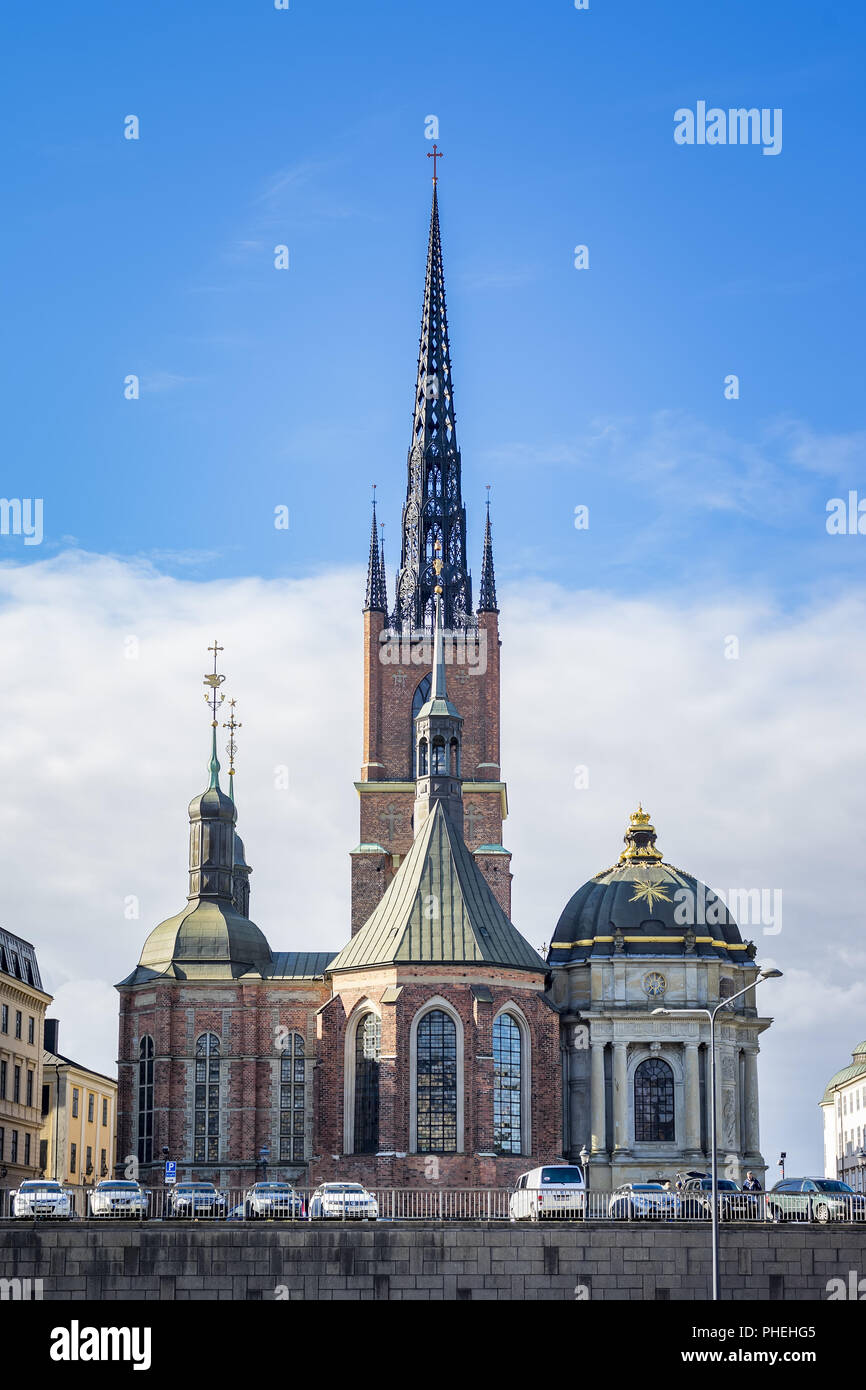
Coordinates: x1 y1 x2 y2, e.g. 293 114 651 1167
509 1164 586 1221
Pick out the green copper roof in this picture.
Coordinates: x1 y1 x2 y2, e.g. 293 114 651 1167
821 1044 866 1103
329 801 544 973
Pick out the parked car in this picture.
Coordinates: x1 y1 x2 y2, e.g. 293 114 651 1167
88 1179 149 1219
608 1183 677 1220
165 1182 229 1219
766 1178 866 1224
509 1165 586 1222
308 1182 378 1220
11 1179 73 1220
676 1175 761 1221
243 1182 305 1220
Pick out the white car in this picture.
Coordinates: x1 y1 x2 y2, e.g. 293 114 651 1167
308 1182 378 1221
12 1179 73 1220
509 1165 586 1221
88 1179 149 1219
243 1182 305 1220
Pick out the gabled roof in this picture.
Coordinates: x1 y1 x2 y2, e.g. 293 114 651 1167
329 801 544 973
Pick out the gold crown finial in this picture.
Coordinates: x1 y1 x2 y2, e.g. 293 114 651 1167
619 805 664 863
203 640 226 724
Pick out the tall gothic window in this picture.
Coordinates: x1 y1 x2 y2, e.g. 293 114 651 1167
493 1014 522 1154
194 1033 220 1163
634 1057 675 1142
411 675 432 774
353 1014 381 1154
416 1009 457 1153
137 1036 154 1164
279 1033 305 1163
431 737 446 773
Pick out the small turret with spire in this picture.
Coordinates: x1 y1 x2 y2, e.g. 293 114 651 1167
364 486 387 613
413 541 464 835
223 698 251 918
477 487 498 614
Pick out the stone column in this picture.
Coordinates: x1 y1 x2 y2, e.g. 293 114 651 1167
742 1048 760 1156
684 1042 701 1156
613 1041 628 1152
590 1041 606 1155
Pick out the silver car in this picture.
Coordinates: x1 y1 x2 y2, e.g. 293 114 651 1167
308 1182 378 1220
12 1179 73 1220
608 1183 677 1220
88 1179 149 1219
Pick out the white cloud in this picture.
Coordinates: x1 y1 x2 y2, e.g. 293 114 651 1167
1 552 863 1174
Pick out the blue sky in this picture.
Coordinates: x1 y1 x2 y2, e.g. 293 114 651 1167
3 0 865 607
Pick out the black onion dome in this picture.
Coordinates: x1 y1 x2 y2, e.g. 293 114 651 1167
548 807 754 966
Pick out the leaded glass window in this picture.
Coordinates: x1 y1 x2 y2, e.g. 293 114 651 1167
137 1036 154 1164
493 1014 522 1154
194 1033 220 1163
279 1033 305 1163
353 1014 381 1154
416 1009 457 1153
634 1057 675 1142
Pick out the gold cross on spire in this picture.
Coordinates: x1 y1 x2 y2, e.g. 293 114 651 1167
203 640 226 723
223 698 242 777
433 537 444 595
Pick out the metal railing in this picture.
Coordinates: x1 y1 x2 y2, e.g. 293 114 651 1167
2 1185 865 1224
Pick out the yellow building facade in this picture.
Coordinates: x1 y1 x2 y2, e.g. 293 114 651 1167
40 1020 117 1184
0 930 52 1185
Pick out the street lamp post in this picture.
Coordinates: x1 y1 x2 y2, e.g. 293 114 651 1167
653 966 782 1302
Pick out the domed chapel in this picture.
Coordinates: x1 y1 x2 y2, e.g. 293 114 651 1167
115 171 772 1193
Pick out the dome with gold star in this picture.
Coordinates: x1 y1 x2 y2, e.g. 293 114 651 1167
547 807 756 966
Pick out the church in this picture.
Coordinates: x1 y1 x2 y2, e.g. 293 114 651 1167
115 170 772 1194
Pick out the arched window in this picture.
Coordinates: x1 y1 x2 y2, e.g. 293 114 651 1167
418 738 428 775
411 675 432 774
279 1032 305 1163
194 1033 220 1163
493 1014 522 1154
416 1009 457 1153
353 1014 381 1154
449 737 460 776
431 737 446 774
634 1057 675 1142
137 1036 154 1164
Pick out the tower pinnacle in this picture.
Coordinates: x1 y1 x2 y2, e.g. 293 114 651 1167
478 489 499 614
364 487 387 613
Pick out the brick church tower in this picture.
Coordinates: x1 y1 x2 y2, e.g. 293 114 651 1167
352 180 511 932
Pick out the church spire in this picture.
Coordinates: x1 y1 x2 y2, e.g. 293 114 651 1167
223 699 252 918
477 490 499 614
413 541 463 834
393 169 472 633
364 488 387 613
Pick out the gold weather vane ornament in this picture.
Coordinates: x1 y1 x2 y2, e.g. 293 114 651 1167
203 640 226 723
223 699 242 777
433 537 444 595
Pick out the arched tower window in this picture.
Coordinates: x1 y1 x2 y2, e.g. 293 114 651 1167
431 737 446 774
411 674 432 774
279 1032 305 1163
194 1033 221 1163
449 737 460 776
353 1014 381 1154
418 738 428 775
493 1014 522 1154
137 1036 154 1164
634 1057 675 1142
416 1009 458 1153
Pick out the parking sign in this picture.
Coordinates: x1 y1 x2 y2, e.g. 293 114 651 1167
164 1160 177 1185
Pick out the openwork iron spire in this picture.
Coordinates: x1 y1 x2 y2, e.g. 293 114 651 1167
477 491 498 614
393 178 472 632
364 490 387 613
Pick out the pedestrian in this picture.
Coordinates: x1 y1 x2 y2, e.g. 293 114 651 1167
742 1170 762 1191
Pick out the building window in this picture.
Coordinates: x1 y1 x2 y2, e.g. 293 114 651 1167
0 1061 6 1100
411 675 432 773
11 1131 18 1163
353 1014 381 1155
26 1070 33 1108
431 737 446 773
137 1037 154 1164
27 1016 34 1045
39 1139 47 1172
88 1094 94 1124
72 1088 79 1118
634 1057 675 1142
418 737 428 775
493 1013 523 1155
0 1127 4 1159
24 1133 31 1167
102 1097 108 1127
416 1009 458 1153
279 1033 305 1164
100 1148 107 1176
86 1145 93 1177
13 1065 21 1103
70 1141 76 1174
1 1004 6 1033
14 1010 21 1039
194 1033 221 1164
